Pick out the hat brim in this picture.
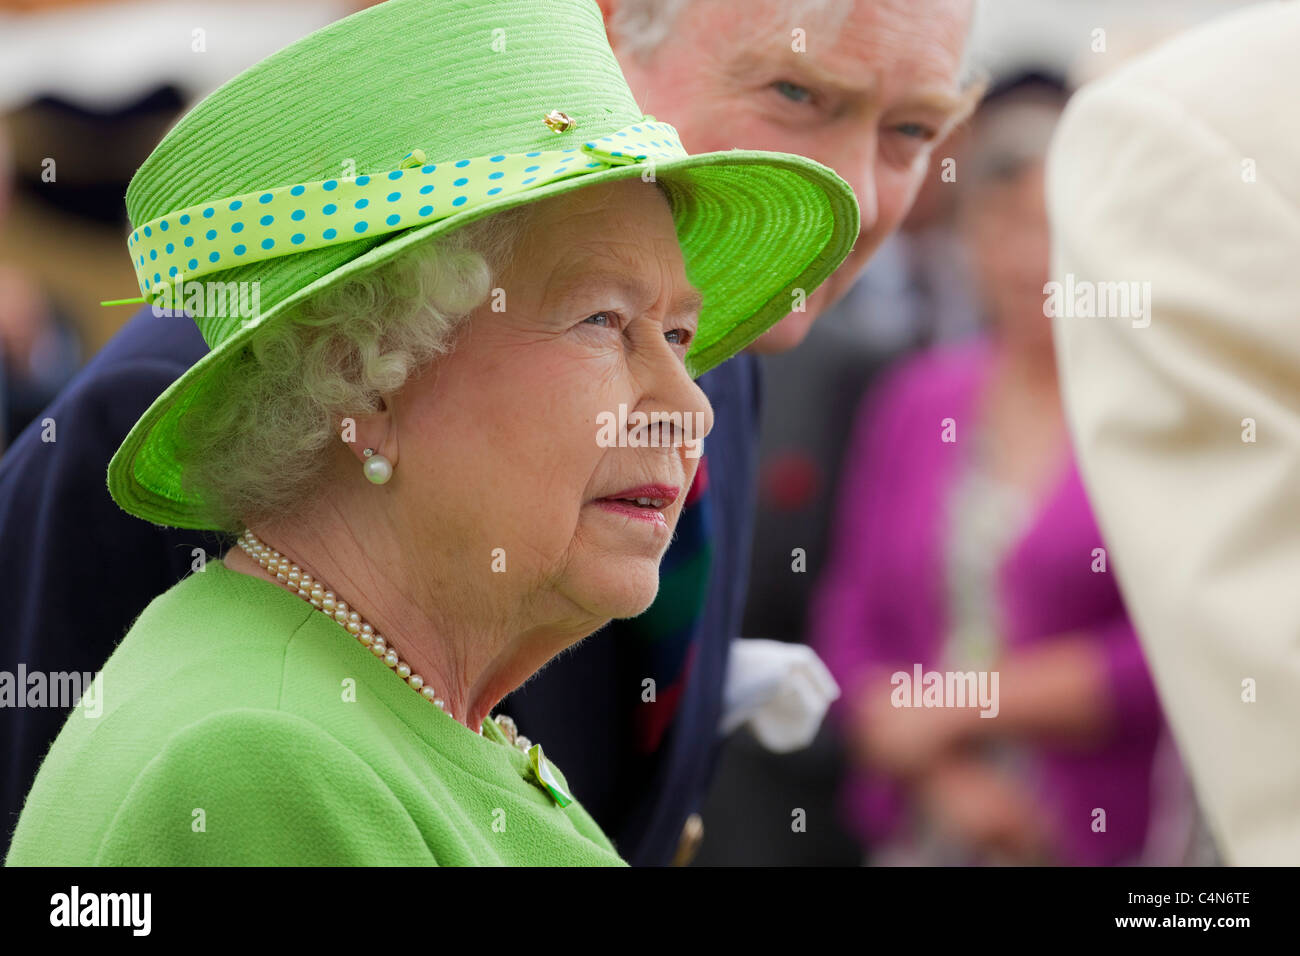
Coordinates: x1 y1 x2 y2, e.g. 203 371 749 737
108 149 859 528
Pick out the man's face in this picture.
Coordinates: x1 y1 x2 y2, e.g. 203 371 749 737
608 0 976 352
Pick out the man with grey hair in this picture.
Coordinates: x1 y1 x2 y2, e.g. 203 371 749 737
605 0 980 349
0 0 979 865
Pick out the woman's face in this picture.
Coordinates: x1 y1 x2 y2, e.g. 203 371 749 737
961 160 1054 353
387 178 713 630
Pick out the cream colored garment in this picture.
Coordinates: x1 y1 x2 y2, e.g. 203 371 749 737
1048 1 1300 865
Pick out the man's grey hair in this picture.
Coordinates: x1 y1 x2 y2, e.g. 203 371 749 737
610 0 852 56
608 0 983 90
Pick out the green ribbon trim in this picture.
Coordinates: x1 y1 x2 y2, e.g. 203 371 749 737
124 119 685 305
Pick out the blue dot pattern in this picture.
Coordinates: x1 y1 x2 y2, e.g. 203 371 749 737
127 121 685 299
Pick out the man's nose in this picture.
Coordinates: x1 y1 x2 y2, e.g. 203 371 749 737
837 132 879 233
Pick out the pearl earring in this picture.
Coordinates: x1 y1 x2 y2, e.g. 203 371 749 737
362 447 393 484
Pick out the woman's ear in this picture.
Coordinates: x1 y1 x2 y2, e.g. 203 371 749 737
338 400 398 470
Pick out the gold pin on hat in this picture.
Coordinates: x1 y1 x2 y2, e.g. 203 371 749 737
543 109 577 133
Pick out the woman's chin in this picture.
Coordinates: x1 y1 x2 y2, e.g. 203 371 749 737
570 558 664 620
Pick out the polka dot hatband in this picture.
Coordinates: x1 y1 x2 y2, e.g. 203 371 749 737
128 122 687 301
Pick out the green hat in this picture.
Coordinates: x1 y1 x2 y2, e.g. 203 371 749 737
107 0 859 529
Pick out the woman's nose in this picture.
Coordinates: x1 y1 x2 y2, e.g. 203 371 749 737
644 347 714 449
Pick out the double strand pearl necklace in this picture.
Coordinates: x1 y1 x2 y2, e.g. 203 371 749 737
235 529 533 752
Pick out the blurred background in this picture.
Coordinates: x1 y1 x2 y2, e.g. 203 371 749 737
0 0 1255 865
0 0 366 443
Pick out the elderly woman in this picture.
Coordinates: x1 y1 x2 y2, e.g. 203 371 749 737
5 0 856 866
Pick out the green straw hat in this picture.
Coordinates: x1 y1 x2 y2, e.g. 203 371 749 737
107 0 860 529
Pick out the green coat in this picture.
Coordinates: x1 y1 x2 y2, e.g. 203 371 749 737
6 559 625 866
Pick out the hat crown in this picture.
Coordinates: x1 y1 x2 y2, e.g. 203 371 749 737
125 0 640 347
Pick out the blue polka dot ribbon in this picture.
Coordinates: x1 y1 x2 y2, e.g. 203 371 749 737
124 119 685 304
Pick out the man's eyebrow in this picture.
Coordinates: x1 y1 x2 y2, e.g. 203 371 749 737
901 86 976 117
549 269 704 320
769 52 974 119
922 83 986 128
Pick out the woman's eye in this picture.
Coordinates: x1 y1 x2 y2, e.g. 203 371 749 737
772 80 814 104
582 311 615 328
664 328 691 346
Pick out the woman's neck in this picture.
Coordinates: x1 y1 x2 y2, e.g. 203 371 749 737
995 335 1060 392
223 516 592 733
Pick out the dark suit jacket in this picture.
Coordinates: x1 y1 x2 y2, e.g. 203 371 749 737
0 306 760 865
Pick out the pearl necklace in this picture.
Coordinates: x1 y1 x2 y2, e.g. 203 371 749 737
235 529 533 753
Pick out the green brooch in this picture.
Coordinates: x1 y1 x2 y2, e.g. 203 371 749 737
528 744 573 808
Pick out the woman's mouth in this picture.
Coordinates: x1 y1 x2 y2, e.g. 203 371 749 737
591 484 680 526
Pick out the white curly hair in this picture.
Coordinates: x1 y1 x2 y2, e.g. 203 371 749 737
173 206 532 532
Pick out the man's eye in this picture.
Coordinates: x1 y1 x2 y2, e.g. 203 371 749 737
895 122 937 141
772 80 814 104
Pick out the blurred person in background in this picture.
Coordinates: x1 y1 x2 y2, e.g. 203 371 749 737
0 0 980 863
810 75 1173 865
0 119 80 448
1050 1 1300 866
